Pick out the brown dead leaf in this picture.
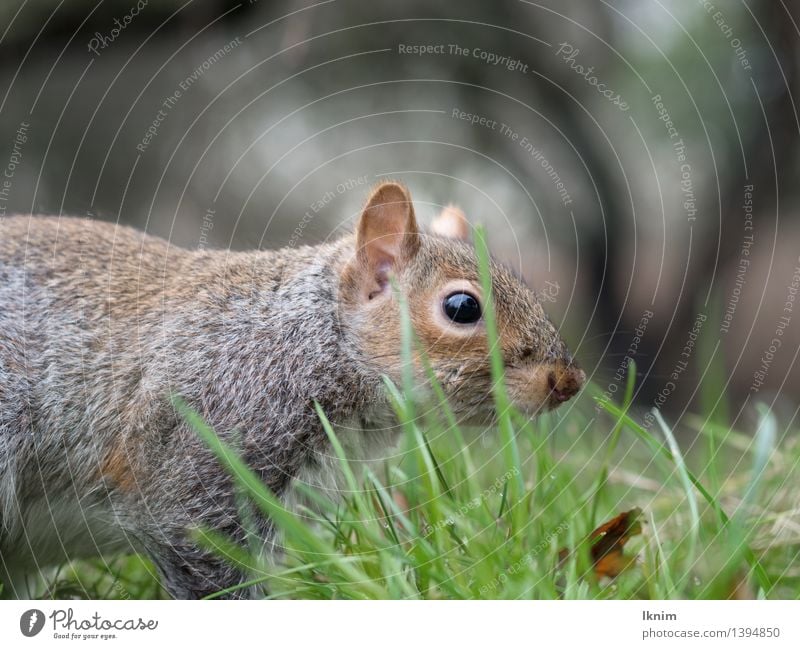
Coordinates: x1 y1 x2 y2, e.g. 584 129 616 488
555 508 644 580
589 507 643 578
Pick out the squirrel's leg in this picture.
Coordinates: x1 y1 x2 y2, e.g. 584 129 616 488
144 538 258 599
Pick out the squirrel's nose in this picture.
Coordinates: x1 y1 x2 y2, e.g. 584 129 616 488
547 366 585 404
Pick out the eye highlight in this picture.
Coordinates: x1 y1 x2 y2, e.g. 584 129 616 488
442 292 482 324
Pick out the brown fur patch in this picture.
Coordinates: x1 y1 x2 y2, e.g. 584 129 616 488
100 441 137 493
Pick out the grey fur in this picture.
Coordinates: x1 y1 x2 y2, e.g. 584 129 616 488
0 189 581 599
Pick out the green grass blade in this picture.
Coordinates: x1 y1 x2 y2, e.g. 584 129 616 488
175 397 384 598
590 359 637 525
474 225 524 500
654 410 699 596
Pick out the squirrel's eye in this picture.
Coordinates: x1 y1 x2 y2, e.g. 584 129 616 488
443 292 482 324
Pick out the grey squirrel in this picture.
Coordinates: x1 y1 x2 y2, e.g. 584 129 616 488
0 181 584 598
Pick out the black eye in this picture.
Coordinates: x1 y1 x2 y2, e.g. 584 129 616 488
443 292 482 324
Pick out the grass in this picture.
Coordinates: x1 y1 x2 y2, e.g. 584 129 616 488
23 227 800 600
37 378 800 600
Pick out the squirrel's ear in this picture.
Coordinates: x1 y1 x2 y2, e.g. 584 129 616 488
431 204 469 241
355 181 420 298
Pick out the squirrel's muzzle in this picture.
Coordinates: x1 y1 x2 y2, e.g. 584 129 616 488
546 364 585 408
504 359 586 414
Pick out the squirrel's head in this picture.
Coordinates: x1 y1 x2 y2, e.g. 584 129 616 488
339 181 584 422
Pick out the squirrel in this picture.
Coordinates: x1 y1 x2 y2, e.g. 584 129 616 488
0 181 584 598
